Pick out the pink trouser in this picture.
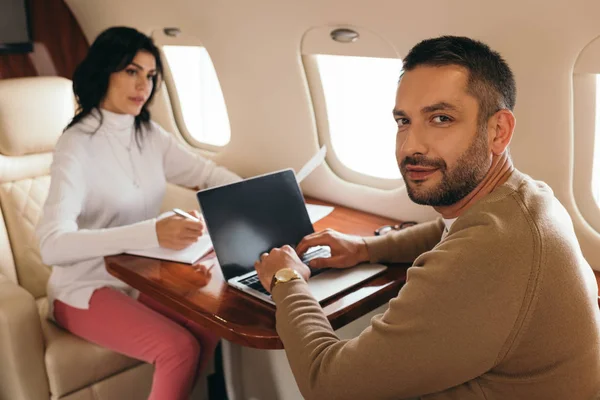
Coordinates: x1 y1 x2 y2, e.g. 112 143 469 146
53 287 219 400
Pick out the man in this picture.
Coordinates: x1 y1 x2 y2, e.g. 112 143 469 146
254 36 600 399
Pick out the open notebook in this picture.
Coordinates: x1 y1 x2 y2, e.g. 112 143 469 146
124 210 213 264
125 235 213 264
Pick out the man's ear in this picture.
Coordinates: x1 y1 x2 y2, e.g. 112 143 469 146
488 109 515 155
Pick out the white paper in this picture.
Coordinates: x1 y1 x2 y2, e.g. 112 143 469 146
306 203 334 223
296 145 327 183
125 235 213 264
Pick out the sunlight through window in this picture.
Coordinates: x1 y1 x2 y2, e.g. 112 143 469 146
162 46 230 146
316 54 403 179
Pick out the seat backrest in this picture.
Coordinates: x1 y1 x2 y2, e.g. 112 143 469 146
0 77 75 298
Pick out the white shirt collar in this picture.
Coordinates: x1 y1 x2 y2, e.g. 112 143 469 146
443 217 458 231
97 108 135 133
80 108 135 139
441 217 458 240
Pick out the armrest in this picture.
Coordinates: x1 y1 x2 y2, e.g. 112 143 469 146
0 274 49 400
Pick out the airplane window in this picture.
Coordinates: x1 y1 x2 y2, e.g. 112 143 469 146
315 54 402 179
593 74 600 204
162 45 231 146
572 35 600 231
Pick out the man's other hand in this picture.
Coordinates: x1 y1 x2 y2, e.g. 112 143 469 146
296 229 370 269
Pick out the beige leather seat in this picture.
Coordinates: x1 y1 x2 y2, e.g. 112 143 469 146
0 77 209 400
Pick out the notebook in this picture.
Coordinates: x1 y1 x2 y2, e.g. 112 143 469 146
125 210 213 264
125 235 213 264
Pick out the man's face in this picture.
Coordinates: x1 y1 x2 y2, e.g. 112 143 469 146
394 65 492 206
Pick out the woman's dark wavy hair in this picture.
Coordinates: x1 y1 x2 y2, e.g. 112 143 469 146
66 26 163 141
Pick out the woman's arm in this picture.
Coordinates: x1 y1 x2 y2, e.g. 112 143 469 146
36 137 159 266
155 124 242 189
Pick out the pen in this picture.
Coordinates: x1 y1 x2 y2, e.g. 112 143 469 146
172 208 201 223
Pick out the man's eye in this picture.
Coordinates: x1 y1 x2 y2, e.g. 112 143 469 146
396 118 409 127
432 115 452 123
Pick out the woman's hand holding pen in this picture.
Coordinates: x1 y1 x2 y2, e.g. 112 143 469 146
156 209 205 250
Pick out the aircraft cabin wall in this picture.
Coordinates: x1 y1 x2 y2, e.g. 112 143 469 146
9 0 600 272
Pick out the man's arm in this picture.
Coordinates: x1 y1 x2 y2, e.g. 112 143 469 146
364 218 444 264
296 219 444 270
272 222 533 399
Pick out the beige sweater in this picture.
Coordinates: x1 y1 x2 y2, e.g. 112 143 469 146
273 170 600 399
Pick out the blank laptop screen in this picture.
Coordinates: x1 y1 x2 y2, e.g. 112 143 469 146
196 169 314 280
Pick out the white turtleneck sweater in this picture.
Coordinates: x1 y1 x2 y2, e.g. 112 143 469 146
37 109 241 313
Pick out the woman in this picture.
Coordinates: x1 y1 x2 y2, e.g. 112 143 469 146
36 26 240 400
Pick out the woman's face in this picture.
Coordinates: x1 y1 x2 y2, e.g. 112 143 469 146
101 50 157 115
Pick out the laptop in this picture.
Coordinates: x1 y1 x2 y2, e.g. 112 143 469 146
196 168 387 305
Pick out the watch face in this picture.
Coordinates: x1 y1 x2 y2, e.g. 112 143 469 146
271 268 302 292
276 268 296 282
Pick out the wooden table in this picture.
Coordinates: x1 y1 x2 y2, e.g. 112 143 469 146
105 199 410 349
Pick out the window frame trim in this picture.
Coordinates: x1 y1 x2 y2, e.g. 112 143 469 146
302 54 403 190
300 25 404 190
157 40 231 152
572 34 600 234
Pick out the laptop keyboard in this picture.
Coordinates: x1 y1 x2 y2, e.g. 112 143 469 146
237 246 332 295
238 274 270 295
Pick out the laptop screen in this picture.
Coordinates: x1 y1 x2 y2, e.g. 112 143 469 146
196 169 314 280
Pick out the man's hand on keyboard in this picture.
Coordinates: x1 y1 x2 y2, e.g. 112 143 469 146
254 245 311 293
296 229 370 269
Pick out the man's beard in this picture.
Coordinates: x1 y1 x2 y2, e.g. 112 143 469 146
400 130 490 207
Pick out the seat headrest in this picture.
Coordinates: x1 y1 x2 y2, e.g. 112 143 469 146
0 77 76 157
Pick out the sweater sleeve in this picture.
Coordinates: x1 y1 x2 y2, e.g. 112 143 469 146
363 218 444 263
37 135 159 266
155 124 242 189
272 216 533 399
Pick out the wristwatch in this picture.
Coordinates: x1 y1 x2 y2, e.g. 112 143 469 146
270 268 303 292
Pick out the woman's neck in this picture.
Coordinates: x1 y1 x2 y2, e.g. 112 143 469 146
97 107 135 132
